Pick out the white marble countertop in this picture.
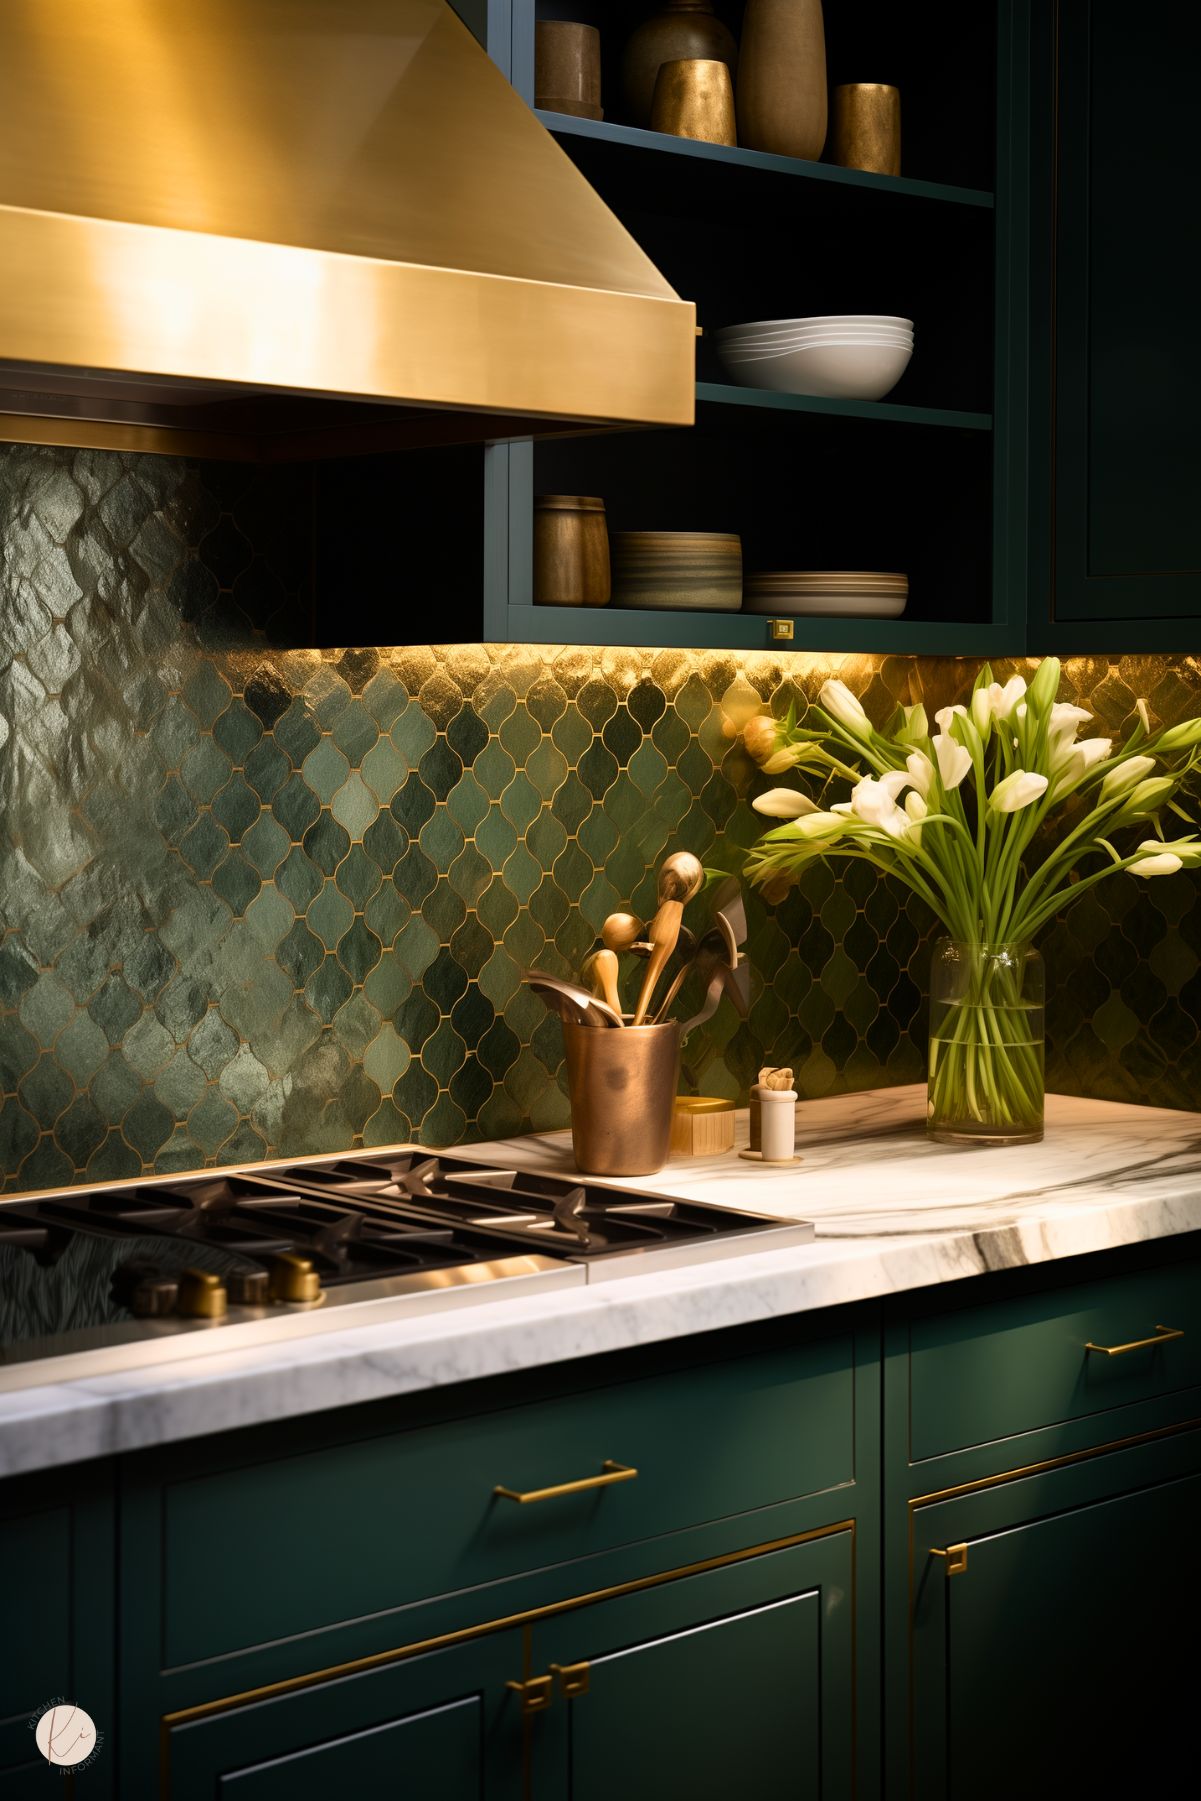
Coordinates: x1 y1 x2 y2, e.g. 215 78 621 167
3 1086 1200 1478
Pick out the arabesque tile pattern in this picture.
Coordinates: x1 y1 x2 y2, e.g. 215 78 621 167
1 445 1199 1193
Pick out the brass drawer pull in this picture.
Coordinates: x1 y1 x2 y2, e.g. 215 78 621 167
930 1542 969 1577
1084 1324 1184 1357
493 1460 637 1505
550 1661 590 1699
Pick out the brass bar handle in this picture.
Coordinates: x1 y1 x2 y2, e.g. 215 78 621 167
1084 1324 1184 1357
493 1460 637 1505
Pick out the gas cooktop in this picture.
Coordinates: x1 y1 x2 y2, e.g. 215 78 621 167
0 1148 813 1387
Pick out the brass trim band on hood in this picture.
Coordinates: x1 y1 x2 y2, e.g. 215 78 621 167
0 0 695 451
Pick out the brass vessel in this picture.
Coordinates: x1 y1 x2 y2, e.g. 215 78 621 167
650 59 737 148
830 83 902 177
563 1018 682 1176
533 495 611 607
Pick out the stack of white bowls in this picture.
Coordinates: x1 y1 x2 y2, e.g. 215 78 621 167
716 316 913 400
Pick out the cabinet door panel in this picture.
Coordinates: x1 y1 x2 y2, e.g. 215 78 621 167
169 1633 524 1801
1049 0 1201 623
533 1532 855 1800
220 1695 479 1798
568 1594 820 1801
911 1442 1200 1799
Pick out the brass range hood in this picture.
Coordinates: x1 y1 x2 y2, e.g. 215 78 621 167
0 0 694 460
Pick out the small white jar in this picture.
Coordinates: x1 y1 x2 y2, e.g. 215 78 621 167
756 1085 798 1161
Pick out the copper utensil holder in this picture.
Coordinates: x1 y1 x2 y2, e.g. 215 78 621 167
563 1018 682 1176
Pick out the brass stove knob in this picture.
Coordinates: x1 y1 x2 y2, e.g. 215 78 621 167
268 1253 322 1304
176 1268 228 1319
227 1267 271 1307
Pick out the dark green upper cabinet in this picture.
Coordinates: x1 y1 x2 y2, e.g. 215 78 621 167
1028 0 1201 648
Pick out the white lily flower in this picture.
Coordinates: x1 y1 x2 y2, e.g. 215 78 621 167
971 676 1028 735
848 773 910 837
989 769 1048 813
1100 755 1156 800
932 733 972 790
752 788 819 819
1048 702 1092 746
1050 733 1113 779
934 703 968 735
1130 852 1184 877
1116 776 1175 817
906 749 935 798
1138 837 1201 866
1136 698 1152 732
904 790 928 846
761 744 808 774
819 679 872 737
1016 701 1028 721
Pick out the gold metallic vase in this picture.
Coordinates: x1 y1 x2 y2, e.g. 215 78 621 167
650 58 737 147
830 83 901 176
563 1018 683 1176
533 495 611 607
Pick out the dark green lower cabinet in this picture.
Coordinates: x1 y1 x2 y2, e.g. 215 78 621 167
909 1432 1200 1799
531 1532 855 1800
165 1531 854 1801
168 1631 524 1801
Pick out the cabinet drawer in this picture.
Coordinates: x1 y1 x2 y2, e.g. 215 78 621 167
909 1258 1201 1460
161 1329 855 1669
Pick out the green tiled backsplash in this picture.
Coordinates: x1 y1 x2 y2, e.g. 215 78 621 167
1 445 1199 1192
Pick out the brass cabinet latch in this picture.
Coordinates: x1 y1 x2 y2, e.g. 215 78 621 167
505 1674 553 1717
550 1661 590 1700
768 619 795 643
930 1542 969 1577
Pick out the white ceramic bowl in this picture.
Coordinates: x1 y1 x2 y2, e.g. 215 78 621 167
722 333 912 359
719 338 912 399
717 315 912 336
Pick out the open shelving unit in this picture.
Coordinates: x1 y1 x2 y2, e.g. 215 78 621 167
357 0 1027 658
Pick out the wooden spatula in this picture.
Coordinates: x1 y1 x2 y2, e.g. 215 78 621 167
631 851 704 1026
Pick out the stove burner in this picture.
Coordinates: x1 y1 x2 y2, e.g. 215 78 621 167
1 1145 814 1383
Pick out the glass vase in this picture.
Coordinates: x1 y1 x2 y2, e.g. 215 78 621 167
927 939 1045 1145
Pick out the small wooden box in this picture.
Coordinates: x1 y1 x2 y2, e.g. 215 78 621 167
671 1095 736 1157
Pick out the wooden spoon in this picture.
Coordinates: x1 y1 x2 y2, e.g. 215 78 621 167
631 851 704 1026
600 912 642 954
582 948 624 1022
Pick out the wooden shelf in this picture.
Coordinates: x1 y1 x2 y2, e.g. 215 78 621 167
538 111 995 210
695 382 993 432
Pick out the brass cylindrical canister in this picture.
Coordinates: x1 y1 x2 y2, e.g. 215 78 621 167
829 83 901 176
533 495 611 607
563 1018 682 1176
650 57 737 147
535 20 603 120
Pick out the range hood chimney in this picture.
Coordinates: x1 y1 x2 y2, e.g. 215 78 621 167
0 0 695 460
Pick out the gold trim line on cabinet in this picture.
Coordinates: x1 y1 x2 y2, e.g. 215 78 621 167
158 1518 855 1797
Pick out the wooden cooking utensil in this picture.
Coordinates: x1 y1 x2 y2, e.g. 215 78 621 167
631 851 704 1026
601 912 643 954
582 948 624 1022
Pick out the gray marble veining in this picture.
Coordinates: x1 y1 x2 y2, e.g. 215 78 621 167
2 1088 1199 1478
